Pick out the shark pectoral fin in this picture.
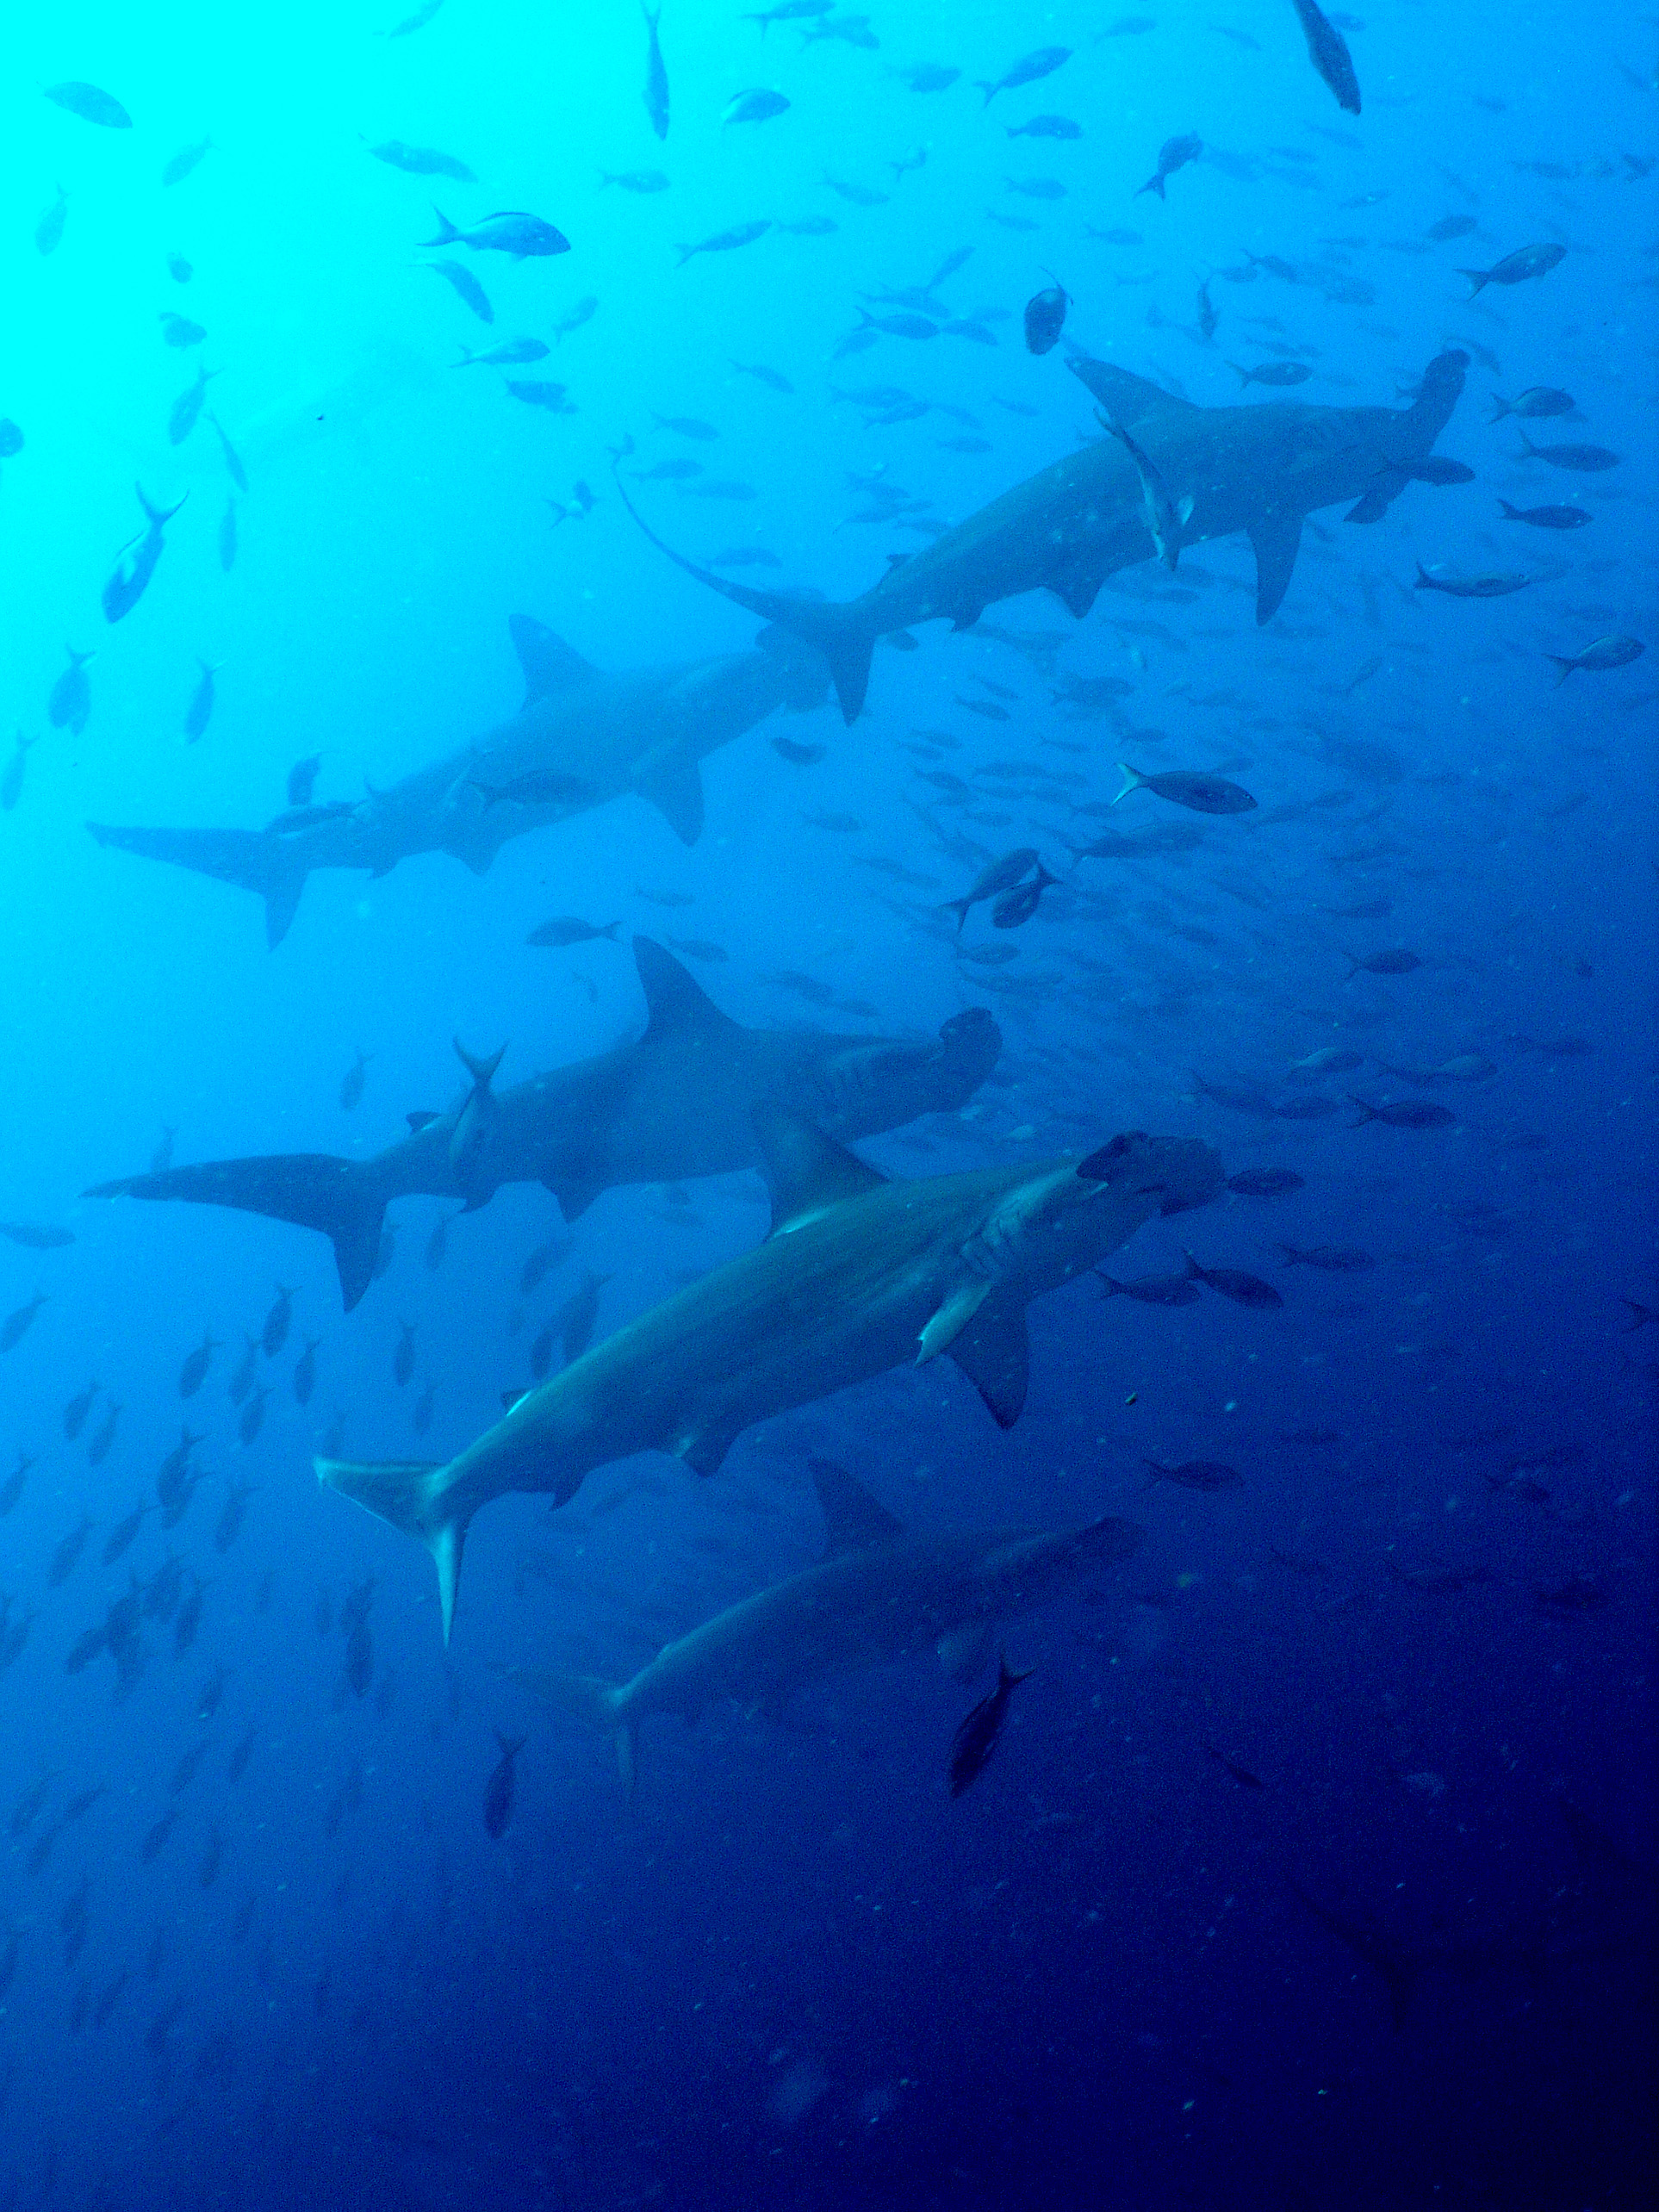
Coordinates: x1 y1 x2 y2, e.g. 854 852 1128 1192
264 867 307 948
544 1175 601 1221
314 1457 469 1639
916 1277 993 1364
1049 559 1105 620
937 1620 994 1685
674 1426 738 1479
1247 510 1304 624
1177 494 1195 525
636 751 705 845
507 612 599 707
809 1456 905 1555
948 1299 1031 1428
752 1102 887 1238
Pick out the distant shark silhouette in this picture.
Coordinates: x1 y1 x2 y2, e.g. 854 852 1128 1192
319 1106 1222 1639
508 1456 1146 1787
617 348 1470 720
85 938 1000 1311
86 615 828 946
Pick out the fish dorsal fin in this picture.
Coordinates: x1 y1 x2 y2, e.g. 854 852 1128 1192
1247 508 1305 624
949 1296 1031 1430
508 613 598 709
632 938 744 1051
751 1103 887 1238
1068 357 1195 426
809 1455 904 1556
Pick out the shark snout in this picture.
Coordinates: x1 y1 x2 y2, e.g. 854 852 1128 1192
1076 1133 1224 1214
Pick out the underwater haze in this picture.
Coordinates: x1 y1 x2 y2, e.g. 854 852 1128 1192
0 2 1655 2206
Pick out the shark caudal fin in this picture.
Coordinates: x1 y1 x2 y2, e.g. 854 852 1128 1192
84 1153 388 1311
316 1457 469 1642
610 464 867 720
505 1664 637 1786
85 821 310 948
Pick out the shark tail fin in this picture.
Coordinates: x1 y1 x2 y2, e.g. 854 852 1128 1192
506 1664 635 1786
610 464 867 720
84 1153 388 1311
315 1457 469 1641
85 820 310 948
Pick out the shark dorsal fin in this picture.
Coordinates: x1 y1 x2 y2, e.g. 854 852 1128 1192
752 1103 887 1237
633 938 744 1049
1067 357 1196 425
809 1457 904 1555
508 613 598 710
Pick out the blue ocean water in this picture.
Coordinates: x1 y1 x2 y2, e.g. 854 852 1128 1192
0 3 1654 2205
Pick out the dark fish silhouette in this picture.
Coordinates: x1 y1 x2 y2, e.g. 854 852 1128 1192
949 1656 1033 1796
1287 0 1361 115
482 1732 525 1836
641 3 670 140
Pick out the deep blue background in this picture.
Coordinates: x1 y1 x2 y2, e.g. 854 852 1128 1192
0 4 1654 2206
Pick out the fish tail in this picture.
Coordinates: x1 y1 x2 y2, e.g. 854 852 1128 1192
1497 500 1520 519
1414 563 1432 589
998 1652 1035 1687
422 206 463 247
1096 1273 1123 1297
941 895 973 931
974 80 997 107
1485 395 1512 422
83 819 310 952
494 1731 527 1758
611 463 870 720
1545 656 1576 686
1457 268 1488 296
1344 1095 1377 1122
1181 1249 1205 1283
135 482 189 527
316 1457 468 1642
453 1038 506 1089
86 1145 388 1311
1110 761 1147 805
1227 361 1250 385
508 1663 632 1782
1142 174 1166 200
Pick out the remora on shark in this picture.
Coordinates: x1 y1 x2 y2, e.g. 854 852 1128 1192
86 614 829 947
84 937 1001 1310
507 1455 1146 1787
317 1107 1223 1640
616 349 1471 720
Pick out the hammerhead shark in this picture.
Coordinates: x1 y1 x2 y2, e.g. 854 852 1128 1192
616 347 1470 720
507 1456 1146 1787
318 1107 1223 1639
86 614 829 946
85 939 1001 1311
